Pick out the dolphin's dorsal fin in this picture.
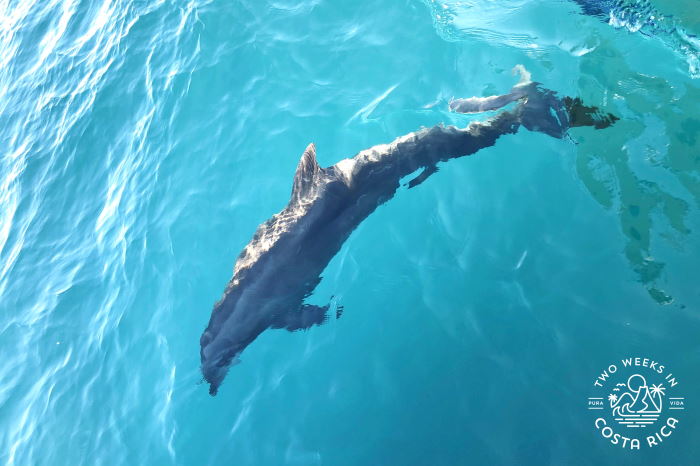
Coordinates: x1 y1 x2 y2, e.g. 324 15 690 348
291 143 322 202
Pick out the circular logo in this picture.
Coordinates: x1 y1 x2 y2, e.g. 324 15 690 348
587 357 685 450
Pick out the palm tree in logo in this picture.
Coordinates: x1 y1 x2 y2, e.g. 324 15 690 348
608 393 618 404
650 383 666 411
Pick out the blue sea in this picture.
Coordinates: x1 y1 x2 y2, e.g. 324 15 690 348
1 0 699 464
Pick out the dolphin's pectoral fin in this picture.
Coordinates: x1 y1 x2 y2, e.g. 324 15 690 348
271 304 330 332
406 164 439 189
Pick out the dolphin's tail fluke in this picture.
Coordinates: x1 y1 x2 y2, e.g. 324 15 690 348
449 65 619 138
563 97 619 130
514 88 619 138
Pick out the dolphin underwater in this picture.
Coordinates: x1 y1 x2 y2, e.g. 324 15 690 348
200 67 618 395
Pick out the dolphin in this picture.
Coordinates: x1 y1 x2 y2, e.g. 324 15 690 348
200 68 618 395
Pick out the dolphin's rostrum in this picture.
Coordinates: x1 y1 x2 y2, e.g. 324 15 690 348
200 68 617 395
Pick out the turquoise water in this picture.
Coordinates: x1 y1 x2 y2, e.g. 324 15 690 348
1 0 700 464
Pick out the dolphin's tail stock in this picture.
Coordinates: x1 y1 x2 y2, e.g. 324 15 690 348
449 65 618 138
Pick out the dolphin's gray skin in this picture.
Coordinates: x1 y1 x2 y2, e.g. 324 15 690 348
200 69 618 395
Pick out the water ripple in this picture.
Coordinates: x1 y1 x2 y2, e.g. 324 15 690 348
1 0 699 464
